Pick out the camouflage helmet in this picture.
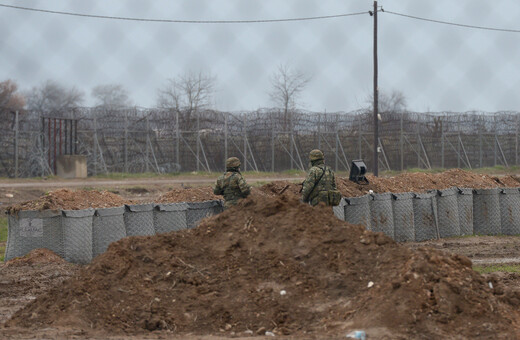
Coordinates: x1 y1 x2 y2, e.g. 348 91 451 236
226 157 241 168
309 149 324 161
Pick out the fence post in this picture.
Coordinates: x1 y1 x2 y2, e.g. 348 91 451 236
124 111 128 173
400 111 404 171
224 112 228 170
515 113 518 165
243 114 247 172
175 109 180 169
494 114 497 167
479 127 483 168
318 112 321 150
196 111 200 172
14 110 19 178
40 116 45 177
417 120 421 169
271 113 275 172
146 116 150 173
358 114 362 159
441 118 444 169
335 114 339 172
457 116 461 168
93 111 98 176
290 111 294 170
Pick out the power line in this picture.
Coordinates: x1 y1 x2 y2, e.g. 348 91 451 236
385 10 520 33
0 3 368 24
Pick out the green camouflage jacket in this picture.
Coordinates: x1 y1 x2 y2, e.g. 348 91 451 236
213 169 251 208
301 160 337 206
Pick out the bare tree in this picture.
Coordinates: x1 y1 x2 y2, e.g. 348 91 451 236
269 64 311 129
0 79 25 113
362 89 408 127
366 89 407 115
91 84 131 109
157 71 216 128
25 80 84 114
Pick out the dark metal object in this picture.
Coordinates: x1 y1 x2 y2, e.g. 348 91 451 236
349 159 369 185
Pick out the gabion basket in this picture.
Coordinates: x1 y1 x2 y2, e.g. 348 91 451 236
62 209 94 264
435 187 461 238
473 188 501 236
413 192 439 242
344 194 371 230
369 193 394 238
333 198 347 221
392 192 415 242
154 203 188 234
124 203 155 236
186 200 221 229
92 206 126 258
4 210 63 261
457 188 474 236
499 188 520 235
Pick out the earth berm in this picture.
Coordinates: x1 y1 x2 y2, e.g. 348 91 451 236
5 194 520 339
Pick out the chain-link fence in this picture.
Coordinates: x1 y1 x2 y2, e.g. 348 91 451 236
3 109 520 177
2 1 520 177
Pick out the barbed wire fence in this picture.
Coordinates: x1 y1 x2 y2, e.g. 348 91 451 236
1 108 519 178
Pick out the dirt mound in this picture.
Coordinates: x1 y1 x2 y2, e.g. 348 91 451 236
157 181 303 203
254 181 301 198
7 195 520 338
6 189 131 213
5 248 66 267
337 169 520 197
156 186 220 203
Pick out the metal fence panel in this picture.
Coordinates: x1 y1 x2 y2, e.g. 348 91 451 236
344 195 371 230
457 188 474 236
124 204 155 236
92 206 126 258
473 188 501 236
499 188 520 235
154 203 188 234
392 193 415 242
369 193 394 238
435 187 461 238
62 209 94 264
4 210 62 261
413 193 438 242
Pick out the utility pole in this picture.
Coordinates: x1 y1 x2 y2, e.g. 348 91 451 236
372 0 379 176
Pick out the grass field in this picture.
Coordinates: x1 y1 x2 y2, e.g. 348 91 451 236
473 264 520 274
0 216 7 262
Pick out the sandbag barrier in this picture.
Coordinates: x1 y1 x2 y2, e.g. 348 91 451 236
4 200 223 263
338 187 520 243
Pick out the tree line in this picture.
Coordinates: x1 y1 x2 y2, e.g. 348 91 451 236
0 64 408 120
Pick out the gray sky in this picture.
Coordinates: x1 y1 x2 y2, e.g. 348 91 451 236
1 0 520 112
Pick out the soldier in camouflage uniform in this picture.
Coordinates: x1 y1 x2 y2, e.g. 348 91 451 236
214 157 251 208
301 149 338 206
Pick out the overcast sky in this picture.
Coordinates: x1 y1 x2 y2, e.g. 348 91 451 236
1 0 520 112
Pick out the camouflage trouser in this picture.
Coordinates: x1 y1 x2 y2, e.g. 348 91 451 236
223 199 239 209
309 191 330 206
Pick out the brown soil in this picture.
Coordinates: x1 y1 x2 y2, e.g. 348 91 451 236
6 195 520 339
0 256 78 322
143 169 520 204
5 248 67 267
156 186 220 203
253 181 301 198
336 169 520 197
5 189 132 213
